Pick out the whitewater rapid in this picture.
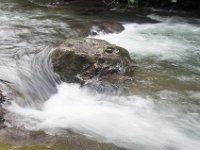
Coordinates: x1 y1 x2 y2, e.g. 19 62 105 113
0 1 199 149
94 14 200 63
3 14 200 150
6 82 200 150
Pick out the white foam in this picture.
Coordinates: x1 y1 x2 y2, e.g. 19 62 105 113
92 21 200 62
6 83 200 150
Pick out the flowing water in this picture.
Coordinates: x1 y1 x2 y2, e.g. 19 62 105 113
0 0 200 150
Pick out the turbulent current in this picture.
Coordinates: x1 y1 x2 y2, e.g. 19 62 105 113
0 0 200 150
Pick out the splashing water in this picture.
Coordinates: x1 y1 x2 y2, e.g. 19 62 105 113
6 82 200 150
0 1 200 150
93 16 200 63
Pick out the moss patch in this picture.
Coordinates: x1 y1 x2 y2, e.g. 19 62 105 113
0 142 9 150
15 146 49 150
0 143 77 150
0 141 82 150
0 129 126 150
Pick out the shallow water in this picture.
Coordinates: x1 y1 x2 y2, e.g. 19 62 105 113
0 0 200 150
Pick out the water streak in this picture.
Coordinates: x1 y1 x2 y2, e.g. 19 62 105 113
0 1 200 150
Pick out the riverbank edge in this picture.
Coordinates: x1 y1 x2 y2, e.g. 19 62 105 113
0 128 128 150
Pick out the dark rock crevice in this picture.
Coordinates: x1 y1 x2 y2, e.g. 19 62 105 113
0 90 5 129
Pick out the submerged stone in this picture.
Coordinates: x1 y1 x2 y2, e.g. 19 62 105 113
90 21 125 35
72 21 125 37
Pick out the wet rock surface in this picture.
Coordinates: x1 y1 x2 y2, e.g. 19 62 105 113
51 38 136 87
29 0 105 9
91 21 125 35
0 90 5 129
72 21 125 37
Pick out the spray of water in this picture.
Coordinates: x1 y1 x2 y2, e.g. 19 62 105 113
6 82 200 150
1 6 200 150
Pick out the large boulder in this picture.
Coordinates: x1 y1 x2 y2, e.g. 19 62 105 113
51 38 136 86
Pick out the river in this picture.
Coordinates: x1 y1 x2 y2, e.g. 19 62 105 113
0 0 200 150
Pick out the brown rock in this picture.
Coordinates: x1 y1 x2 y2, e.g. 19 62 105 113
51 38 136 86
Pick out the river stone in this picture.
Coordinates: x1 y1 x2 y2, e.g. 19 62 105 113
72 21 125 37
90 21 125 35
51 38 136 85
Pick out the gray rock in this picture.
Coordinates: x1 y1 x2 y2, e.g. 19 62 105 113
90 21 125 35
51 38 136 86
72 21 125 37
